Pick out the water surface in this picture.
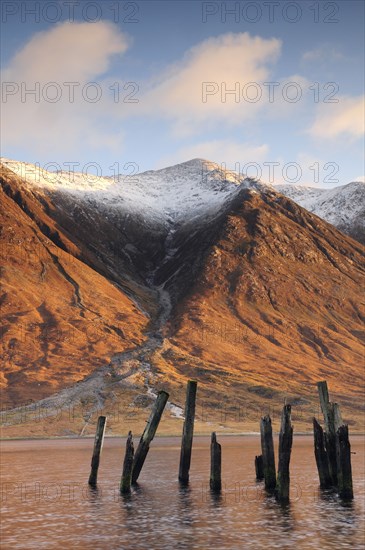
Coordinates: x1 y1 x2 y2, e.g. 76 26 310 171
1 435 364 549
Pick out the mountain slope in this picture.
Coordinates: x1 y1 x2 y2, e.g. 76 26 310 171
0 158 270 308
1 158 364 435
0 164 149 406
159 191 365 409
275 181 365 244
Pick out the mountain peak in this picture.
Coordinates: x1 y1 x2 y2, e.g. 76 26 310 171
1 156 267 226
141 157 242 181
2 156 364 242
174 157 211 166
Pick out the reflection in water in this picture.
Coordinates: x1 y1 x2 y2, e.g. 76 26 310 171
119 481 147 518
132 481 142 493
315 488 359 548
178 484 194 525
87 484 101 501
0 436 364 550
176 484 196 550
120 490 133 511
210 488 224 507
86 483 104 516
263 495 295 535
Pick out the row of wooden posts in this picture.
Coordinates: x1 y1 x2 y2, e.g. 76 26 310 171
88 380 353 501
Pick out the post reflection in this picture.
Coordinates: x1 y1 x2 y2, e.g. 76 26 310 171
178 483 194 525
263 496 295 534
315 487 358 546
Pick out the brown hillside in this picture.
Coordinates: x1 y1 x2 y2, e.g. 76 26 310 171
0 166 148 406
1 164 364 435
150 190 365 423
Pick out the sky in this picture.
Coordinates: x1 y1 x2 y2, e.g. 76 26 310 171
1 0 364 187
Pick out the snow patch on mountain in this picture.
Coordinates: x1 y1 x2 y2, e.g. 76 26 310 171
275 181 365 240
3 156 363 243
0 157 269 225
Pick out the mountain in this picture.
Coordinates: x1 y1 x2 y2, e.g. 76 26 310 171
0 158 270 307
1 158 364 436
275 181 365 244
0 163 149 405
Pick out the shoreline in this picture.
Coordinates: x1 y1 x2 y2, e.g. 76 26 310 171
1 432 365 441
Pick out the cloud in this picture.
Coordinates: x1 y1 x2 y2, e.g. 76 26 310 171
140 33 281 137
1 21 129 157
302 45 345 63
2 27 282 162
158 140 269 170
309 95 365 139
3 21 128 82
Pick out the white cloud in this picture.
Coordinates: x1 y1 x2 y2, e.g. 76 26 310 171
302 45 345 63
4 21 128 82
1 21 129 157
309 95 365 139
158 140 269 170
140 33 281 137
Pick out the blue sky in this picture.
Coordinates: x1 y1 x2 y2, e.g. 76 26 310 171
1 0 364 186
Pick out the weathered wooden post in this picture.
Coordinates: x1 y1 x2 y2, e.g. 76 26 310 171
120 431 134 495
260 415 276 492
317 381 342 485
210 432 222 492
275 404 293 502
336 425 353 500
313 417 331 488
316 380 354 498
255 455 264 480
179 380 198 485
88 415 107 486
132 390 169 484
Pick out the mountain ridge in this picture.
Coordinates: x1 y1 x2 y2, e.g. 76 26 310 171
275 180 365 244
2 156 363 243
0 158 364 436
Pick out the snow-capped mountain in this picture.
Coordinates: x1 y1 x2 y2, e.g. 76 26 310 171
1 157 274 303
1 157 275 311
1 158 365 435
0 157 269 226
275 181 365 244
2 156 364 244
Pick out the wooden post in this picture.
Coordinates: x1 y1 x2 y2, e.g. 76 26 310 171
333 402 343 429
210 432 222 492
313 417 331 489
260 415 276 492
132 390 169 484
255 455 264 480
317 381 342 486
88 415 107 486
336 425 354 500
275 404 293 502
179 380 197 485
120 431 134 495
317 381 330 426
